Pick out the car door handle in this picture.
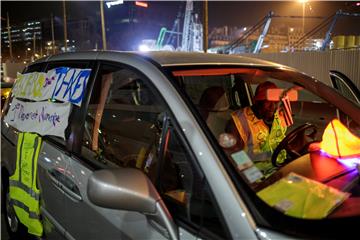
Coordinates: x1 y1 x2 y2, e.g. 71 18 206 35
47 169 83 202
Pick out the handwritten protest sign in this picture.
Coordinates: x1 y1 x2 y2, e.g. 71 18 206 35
12 67 91 106
12 72 47 101
49 67 91 106
4 98 72 138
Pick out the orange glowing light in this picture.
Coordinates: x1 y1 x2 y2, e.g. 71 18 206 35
320 119 360 158
135 1 148 8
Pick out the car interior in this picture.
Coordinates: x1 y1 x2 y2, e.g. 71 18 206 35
172 67 360 220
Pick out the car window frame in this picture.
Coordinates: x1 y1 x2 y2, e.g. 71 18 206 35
330 70 360 105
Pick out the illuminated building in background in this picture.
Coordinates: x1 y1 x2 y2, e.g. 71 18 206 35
1 21 42 46
1 21 42 60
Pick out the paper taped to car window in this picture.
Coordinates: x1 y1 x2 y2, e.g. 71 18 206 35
11 67 91 106
4 98 71 138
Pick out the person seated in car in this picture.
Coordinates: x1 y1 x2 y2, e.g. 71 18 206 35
225 81 288 176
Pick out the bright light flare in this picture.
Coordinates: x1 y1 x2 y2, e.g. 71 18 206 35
298 0 308 3
138 44 150 52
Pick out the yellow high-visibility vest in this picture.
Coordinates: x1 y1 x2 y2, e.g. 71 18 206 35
257 172 349 219
9 132 43 237
231 106 287 174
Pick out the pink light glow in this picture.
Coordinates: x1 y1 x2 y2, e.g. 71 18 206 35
337 157 360 167
319 149 360 167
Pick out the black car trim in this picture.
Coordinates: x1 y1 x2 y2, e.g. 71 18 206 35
1 132 15 147
330 70 360 104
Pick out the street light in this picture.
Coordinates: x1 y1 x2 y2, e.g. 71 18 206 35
106 0 123 8
63 0 68 52
25 48 31 60
100 0 125 50
100 0 107 50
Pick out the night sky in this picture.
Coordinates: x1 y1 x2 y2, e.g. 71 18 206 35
1 1 360 50
2 1 359 28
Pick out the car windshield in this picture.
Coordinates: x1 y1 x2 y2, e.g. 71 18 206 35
171 67 360 221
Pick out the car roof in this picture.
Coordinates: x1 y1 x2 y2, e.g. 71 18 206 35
30 51 287 69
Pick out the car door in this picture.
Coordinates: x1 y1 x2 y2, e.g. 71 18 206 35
329 70 360 105
36 60 95 239
62 61 230 240
37 141 71 239
60 61 171 240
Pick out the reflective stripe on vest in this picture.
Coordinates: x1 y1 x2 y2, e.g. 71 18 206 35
10 199 40 220
232 107 287 172
9 180 40 200
9 132 43 237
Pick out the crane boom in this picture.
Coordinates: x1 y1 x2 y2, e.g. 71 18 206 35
253 11 273 53
181 0 193 51
321 10 360 50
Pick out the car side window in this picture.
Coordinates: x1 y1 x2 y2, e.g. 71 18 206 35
159 125 228 239
330 72 360 105
43 61 91 146
82 63 166 182
82 63 228 238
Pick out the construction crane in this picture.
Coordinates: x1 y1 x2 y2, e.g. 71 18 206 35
155 27 182 50
181 0 203 52
155 4 183 50
165 4 183 48
291 10 360 51
153 0 202 52
217 12 274 54
217 12 323 54
181 0 193 51
253 11 273 53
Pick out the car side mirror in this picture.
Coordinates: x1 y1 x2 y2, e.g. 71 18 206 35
87 168 178 240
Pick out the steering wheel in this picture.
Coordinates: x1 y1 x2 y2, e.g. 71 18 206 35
271 123 318 167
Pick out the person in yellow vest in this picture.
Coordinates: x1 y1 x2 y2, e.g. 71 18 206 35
9 132 43 237
230 81 288 176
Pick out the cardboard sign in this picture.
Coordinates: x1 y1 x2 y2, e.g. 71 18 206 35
4 98 71 139
12 67 91 106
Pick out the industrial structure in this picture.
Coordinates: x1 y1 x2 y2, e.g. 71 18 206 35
139 0 203 52
291 10 360 51
1 20 42 61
